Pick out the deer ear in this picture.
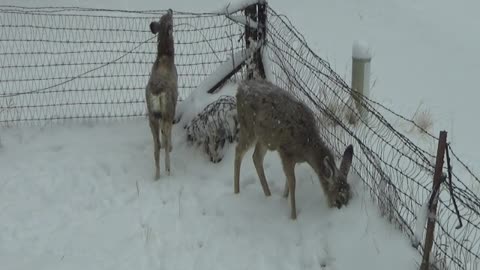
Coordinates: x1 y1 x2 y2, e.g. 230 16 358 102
339 145 353 179
150 22 161 34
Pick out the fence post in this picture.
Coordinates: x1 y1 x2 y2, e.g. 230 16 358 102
351 40 372 122
256 1 267 79
244 2 266 79
420 131 447 270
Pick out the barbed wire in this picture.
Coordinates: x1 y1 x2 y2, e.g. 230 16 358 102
264 6 480 270
0 6 246 123
0 36 156 98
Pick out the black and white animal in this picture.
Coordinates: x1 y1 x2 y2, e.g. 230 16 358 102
185 96 238 163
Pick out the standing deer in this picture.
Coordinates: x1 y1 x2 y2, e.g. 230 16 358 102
234 79 354 219
146 9 178 179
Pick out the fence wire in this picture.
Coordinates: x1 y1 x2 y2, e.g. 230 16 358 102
264 7 480 270
0 5 245 123
1 4 479 270
185 95 238 163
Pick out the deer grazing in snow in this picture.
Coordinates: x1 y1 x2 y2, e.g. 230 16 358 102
146 9 178 179
234 79 354 219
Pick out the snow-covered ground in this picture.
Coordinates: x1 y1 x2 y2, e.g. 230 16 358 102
1 0 479 269
0 120 418 270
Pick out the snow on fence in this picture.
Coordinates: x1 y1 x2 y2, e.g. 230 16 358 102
1 3 479 270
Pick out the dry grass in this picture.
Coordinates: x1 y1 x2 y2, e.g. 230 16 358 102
344 97 360 126
320 95 363 127
324 98 343 127
471 176 480 196
414 110 434 133
409 102 434 136
317 82 362 128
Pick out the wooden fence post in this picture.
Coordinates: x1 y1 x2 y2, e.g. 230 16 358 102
244 3 266 79
256 1 267 79
206 2 267 94
420 131 447 270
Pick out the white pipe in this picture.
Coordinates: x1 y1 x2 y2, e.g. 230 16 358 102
351 40 372 122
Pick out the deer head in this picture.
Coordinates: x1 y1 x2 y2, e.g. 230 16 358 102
149 9 174 57
318 144 354 209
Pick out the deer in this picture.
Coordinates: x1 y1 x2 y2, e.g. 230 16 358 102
234 79 354 219
146 9 178 180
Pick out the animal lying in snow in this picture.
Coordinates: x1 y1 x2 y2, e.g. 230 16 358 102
185 96 238 163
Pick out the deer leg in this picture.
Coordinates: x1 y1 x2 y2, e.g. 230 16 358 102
162 121 173 176
283 179 289 198
234 131 254 194
149 118 161 180
162 123 173 153
280 152 297 219
252 142 271 196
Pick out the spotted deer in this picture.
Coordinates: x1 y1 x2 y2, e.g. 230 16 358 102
146 9 178 179
234 79 354 219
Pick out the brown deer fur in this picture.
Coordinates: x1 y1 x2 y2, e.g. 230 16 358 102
234 79 354 219
146 9 178 179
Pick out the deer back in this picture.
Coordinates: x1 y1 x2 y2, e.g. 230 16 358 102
236 79 321 157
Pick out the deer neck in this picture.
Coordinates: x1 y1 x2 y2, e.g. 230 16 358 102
154 54 174 68
156 39 174 62
307 141 335 179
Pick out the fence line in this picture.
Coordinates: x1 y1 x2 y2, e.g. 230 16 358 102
263 7 480 269
0 5 246 123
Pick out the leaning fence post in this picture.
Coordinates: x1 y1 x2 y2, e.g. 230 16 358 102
420 131 447 270
244 2 266 80
256 1 267 79
244 4 257 80
351 40 372 122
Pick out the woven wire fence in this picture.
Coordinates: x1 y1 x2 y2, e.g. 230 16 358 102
0 5 246 123
263 7 480 270
1 4 479 270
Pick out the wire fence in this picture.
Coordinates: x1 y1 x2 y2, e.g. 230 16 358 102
0 4 479 270
263 7 480 270
0 5 245 123
185 95 238 163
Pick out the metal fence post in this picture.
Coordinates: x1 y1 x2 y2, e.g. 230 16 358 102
420 131 447 270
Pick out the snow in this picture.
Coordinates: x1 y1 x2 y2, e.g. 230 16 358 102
1 0 480 269
0 120 418 270
213 0 265 15
261 45 275 82
412 201 429 248
280 0 480 174
352 40 372 60
192 49 246 96
226 14 258 29
176 81 237 128
175 46 257 127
